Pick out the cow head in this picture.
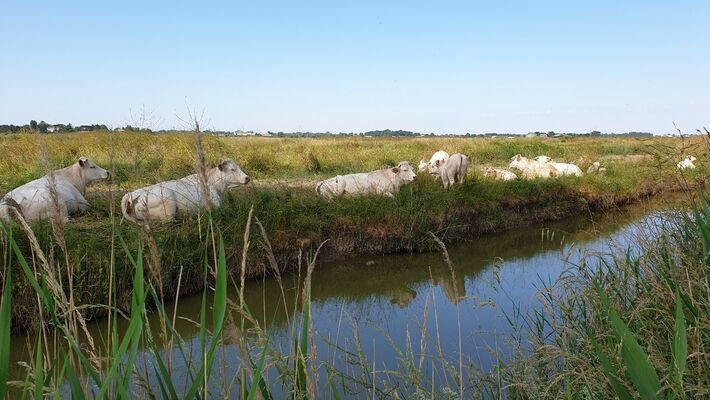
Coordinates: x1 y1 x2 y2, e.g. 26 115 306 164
418 160 429 173
425 158 446 175
688 155 697 162
509 154 526 170
78 156 110 183
534 155 552 164
216 159 251 188
484 167 496 177
393 161 417 182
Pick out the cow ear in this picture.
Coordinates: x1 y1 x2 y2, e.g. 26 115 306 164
78 157 87 167
392 167 400 173
218 159 228 171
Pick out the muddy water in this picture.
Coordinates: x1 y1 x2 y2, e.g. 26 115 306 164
7 196 685 395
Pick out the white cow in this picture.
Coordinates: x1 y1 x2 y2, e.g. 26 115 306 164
121 159 250 225
677 155 697 170
534 156 584 177
587 161 607 174
316 161 417 198
509 154 558 179
418 150 449 175
0 157 109 222
439 153 469 188
484 167 517 181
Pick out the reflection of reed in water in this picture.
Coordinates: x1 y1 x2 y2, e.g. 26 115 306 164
389 287 417 308
434 272 466 304
429 232 467 305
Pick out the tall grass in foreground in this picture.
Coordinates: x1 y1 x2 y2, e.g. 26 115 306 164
492 193 709 399
0 207 328 398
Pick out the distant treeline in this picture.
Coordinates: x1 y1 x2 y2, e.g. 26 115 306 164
265 129 419 137
0 122 655 137
0 121 110 134
522 130 654 138
264 129 655 138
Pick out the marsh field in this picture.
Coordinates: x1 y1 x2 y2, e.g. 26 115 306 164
0 131 708 399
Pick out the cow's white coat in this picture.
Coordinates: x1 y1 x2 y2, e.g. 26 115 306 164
418 150 450 175
121 159 250 225
440 153 469 188
0 157 109 222
316 161 417 198
509 154 558 179
484 167 517 181
534 156 584 177
677 155 697 170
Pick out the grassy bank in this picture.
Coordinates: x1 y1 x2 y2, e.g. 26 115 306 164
0 175 697 333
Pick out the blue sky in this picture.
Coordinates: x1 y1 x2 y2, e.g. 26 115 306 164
1 1 708 134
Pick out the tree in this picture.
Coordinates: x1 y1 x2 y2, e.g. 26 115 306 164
30 120 37 130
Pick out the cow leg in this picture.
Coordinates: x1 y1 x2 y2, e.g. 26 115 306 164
57 201 70 222
32 201 69 222
445 172 455 188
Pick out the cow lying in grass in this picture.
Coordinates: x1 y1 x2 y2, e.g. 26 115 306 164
534 156 584 177
509 154 559 179
121 159 250 226
316 161 417 198
587 161 607 174
0 157 109 222
484 167 517 181
677 155 697 170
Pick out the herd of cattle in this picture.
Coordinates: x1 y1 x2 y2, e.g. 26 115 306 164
0 150 700 226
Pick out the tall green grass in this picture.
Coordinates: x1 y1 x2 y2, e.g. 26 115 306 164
0 210 326 398
490 194 709 399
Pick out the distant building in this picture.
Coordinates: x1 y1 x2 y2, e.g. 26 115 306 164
229 130 271 137
234 130 257 136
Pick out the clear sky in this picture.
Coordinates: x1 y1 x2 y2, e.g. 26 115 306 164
1 1 708 134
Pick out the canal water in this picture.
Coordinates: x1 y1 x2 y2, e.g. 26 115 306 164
7 196 684 397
